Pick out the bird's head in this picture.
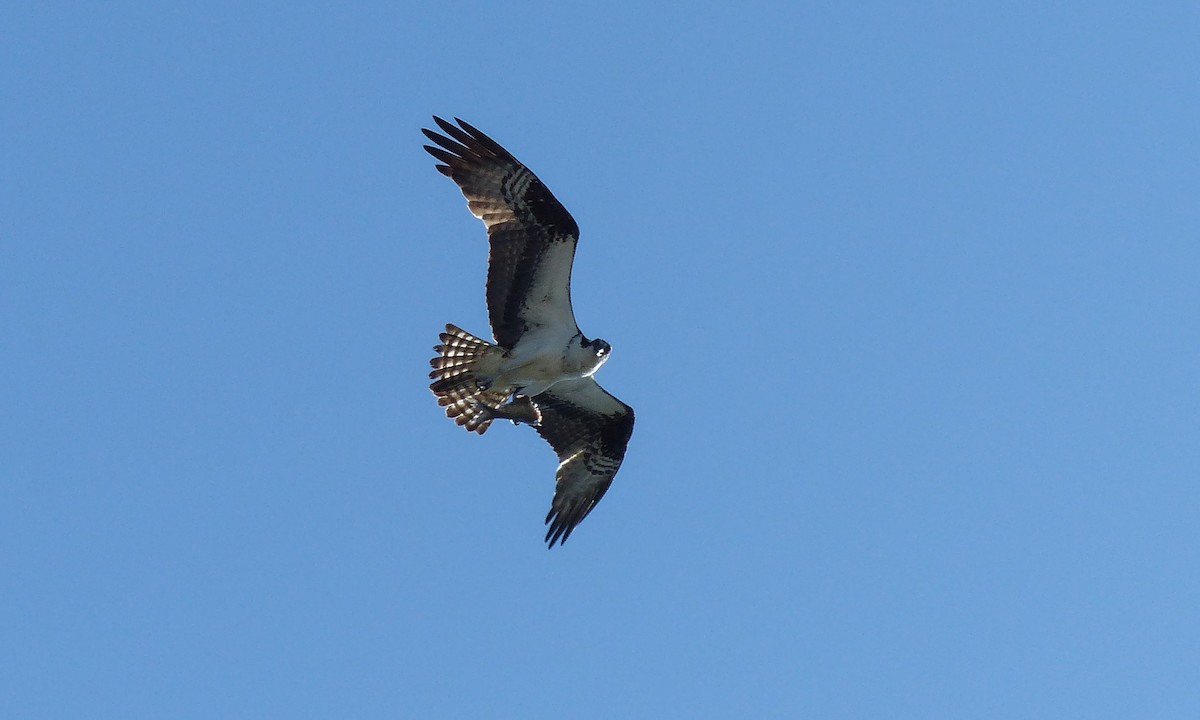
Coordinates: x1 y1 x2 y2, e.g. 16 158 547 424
581 336 612 372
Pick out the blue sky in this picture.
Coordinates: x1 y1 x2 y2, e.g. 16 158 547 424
3 2 1198 717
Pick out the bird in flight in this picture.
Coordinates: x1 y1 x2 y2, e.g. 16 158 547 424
423 117 635 548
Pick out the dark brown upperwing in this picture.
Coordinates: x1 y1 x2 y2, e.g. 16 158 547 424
532 378 635 548
423 117 580 348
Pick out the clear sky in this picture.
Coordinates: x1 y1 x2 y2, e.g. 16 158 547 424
3 2 1198 718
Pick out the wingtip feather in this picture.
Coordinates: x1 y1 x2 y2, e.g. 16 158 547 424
433 115 458 135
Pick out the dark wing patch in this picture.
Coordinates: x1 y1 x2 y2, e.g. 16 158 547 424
531 378 635 548
423 117 580 348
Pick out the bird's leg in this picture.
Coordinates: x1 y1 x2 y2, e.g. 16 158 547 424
489 395 541 427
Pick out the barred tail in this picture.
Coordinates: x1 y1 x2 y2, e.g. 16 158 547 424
429 324 507 434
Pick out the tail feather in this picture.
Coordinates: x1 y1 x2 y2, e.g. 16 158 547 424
429 324 506 434
437 387 511 434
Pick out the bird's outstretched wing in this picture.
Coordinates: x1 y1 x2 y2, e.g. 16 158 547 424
532 377 635 547
423 117 580 348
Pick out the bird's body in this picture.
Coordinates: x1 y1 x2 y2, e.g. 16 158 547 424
422 117 634 547
488 328 607 398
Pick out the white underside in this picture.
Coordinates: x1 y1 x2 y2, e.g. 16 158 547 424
494 325 594 397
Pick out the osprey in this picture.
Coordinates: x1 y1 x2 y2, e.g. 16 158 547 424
422 117 635 548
